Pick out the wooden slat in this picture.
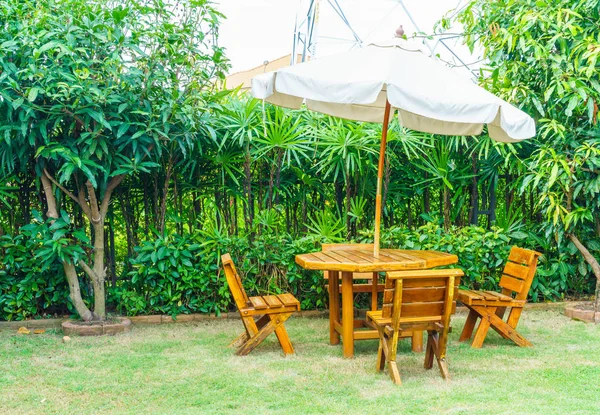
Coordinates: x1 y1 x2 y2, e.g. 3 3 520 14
328 250 371 264
249 296 268 310
482 290 512 301
508 247 536 265
263 295 283 308
478 291 500 301
402 287 447 303
503 262 530 280
499 275 524 294
277 293 299 307
322 243 374 252
459 289 485 300
353 250 397 264
381 250 422 264
311 252 341 263
387 269 464 279
400 301 457 318
382 303 393 319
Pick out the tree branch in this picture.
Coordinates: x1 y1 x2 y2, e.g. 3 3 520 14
43 169 80 206
40 174 58 220
78 259 99 281
100 174 125 217
85 180 101 225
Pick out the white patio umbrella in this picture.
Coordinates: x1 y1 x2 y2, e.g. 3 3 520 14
251 36 536 257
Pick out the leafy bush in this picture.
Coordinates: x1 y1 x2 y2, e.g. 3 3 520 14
112 230 325 316
0 226 73 320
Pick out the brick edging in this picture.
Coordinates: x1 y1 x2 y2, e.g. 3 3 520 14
0 302 572 331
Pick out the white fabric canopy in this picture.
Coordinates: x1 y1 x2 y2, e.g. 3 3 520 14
251 39 535 142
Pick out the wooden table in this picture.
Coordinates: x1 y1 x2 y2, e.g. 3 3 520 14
295 248 458 358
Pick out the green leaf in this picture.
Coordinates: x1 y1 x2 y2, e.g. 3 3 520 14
116 123 129 138
27 88 39 102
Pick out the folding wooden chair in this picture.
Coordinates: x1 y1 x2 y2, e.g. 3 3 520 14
458 246 542 348
221 254 300 356
366 268 463 385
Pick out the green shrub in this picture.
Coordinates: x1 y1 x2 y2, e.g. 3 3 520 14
0 226 74 320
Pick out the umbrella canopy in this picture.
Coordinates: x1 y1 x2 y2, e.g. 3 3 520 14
251 37 536 255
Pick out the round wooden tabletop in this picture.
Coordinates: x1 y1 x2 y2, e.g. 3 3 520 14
295 249 458 272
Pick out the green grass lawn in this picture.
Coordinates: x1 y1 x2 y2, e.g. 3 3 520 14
1 309 599 415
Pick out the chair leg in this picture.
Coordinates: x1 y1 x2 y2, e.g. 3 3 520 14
425 331 449 380
376 340 386 372
236 313 292 356
388 361 402 385
231 315 269 349
229 331 249 349
471 316 491 348
274 324 295 355
424 332 435 370
474 306 532 347
459 309 479 342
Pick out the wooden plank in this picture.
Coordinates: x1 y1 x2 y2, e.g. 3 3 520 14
277 293 299 308
328 250 371 264
322 243 374 252
508 246 536 265
387 269 464 279
249 296 268 310
503 262 530 280
239 305 299 316
482 290 512 301
381 250 422 263
402 287 447 303
263 295 283 308
353 250 397 263
478 291 500 301
458 289 485 300
499 275 524 294
353 330 380 340
401 301 457 318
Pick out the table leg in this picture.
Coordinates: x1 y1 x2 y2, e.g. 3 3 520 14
341 271 354 358
411 330 423 352
328 270 340 345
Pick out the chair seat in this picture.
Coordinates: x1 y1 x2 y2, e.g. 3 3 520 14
239 293 301 316
458 289 525 307
367 310 443 329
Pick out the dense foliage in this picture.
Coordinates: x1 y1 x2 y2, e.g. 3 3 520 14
1 0 599 320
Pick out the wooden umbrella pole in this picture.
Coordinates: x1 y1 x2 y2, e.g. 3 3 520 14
374 100 392 258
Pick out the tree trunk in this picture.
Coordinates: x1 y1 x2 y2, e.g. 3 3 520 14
443 186 450 230
244 139 253 231
569 234 600 314
41 174 95 321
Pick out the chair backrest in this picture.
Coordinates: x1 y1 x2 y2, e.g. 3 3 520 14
382 269 464 331
322 243 375 279
221 253 250 311
498 246 542 301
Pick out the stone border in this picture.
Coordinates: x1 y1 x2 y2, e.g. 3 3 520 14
62 318 132 336
564 302 599 323
0 302 572 331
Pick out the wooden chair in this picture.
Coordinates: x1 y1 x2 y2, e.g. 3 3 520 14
366 268 463 385
221 254 300 356
458 246 542 348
